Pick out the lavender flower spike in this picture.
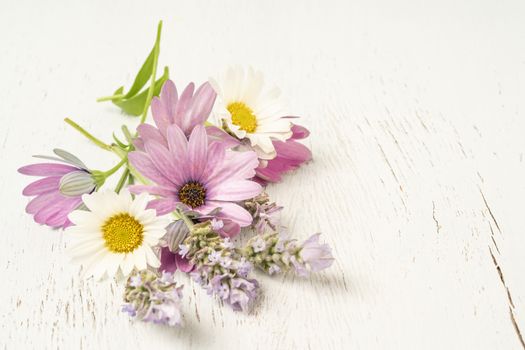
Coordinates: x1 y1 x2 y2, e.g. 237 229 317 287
298 233 335 272
123 270 184 327
183 222 259 312
243 232 334 277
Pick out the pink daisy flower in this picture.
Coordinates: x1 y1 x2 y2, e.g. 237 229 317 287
129 124 262 236
18 149 97 228
134 79 238 151
255 123 312 184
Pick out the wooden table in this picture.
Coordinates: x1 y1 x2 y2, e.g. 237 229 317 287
2 0 524 348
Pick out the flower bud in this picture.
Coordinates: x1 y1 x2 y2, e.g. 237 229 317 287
59 170 97 197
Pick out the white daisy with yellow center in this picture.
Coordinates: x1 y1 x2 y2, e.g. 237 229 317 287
67 189 169 279
210 66 293 159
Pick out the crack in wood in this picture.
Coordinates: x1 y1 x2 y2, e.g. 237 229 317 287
489 247 523 349
480 189 502 234
432 201 441 234
511 307 525 349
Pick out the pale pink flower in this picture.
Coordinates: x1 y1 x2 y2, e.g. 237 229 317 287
255 123 312 184
18 150 97 228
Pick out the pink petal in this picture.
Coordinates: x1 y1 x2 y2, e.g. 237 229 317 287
151 98 170 137
35 197 81 228
209 201 253 227
128 151 174 187
175 254 194 273
159 247 178 273
137 124 167 148
160 80 178 123
202 141 226 177
205 126 240 148
144 140 184 186
22 176 61 196
166 124 188 164
18 163 77 176
187 125 208 180
291 124 310 140
146 198 177 215
132 138 145 152
176 83 195 134
207 180 262 201
205 150 259 187
26 192 61 214
216 220 241 238
274 140 312 162
129 185 176 197
185 82 216 130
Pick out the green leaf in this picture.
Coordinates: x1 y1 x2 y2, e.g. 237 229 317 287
123 48 155 99
98 21 164 118
112 66 169 116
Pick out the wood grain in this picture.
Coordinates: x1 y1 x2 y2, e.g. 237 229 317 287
1 0 524 349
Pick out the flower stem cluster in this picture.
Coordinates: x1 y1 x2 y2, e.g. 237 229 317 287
244 192 282 234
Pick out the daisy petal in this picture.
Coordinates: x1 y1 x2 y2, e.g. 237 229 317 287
207 180 262 201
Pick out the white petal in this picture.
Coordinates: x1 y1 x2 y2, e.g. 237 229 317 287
144 246 161 267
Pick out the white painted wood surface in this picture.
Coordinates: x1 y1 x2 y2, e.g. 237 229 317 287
1 0 525 348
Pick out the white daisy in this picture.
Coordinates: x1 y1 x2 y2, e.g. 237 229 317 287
66 189 170 279
210 66 293 159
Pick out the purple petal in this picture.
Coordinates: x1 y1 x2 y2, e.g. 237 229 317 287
22 176 60 196
18 163 78 176
26 192 61 214
35 197 81 228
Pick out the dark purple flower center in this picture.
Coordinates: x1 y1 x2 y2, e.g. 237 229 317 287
178 181 206 208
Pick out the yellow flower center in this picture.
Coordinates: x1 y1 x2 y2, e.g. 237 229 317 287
227 102 258 133
102 213 144 253
178 181 206 208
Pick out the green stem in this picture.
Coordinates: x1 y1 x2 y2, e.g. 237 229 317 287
96 94 125 102
115 167 130 193
64 118 112 151
103 157 128 177
177 209 194 229
140 20 163 124
121 125 134 145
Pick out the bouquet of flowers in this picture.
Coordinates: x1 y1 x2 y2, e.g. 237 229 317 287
18 21 334 327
